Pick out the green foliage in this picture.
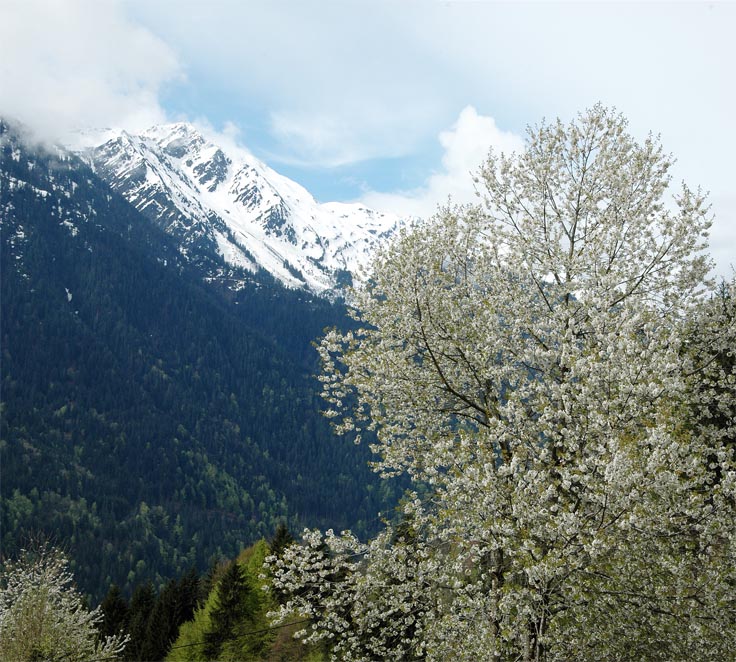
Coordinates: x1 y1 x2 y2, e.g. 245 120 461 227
141 571 201 661
105 569 202 661
124 582 156 661
203 561 253 659
167 540 322 662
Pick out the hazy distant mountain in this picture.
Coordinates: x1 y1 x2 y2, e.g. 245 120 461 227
74 123 400 293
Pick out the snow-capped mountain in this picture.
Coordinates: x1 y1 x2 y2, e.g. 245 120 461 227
73 123 400 293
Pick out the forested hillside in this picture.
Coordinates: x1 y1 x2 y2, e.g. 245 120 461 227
0 121 400 602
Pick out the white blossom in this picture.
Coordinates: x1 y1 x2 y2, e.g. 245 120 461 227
270 106 736 661
0 544 129 662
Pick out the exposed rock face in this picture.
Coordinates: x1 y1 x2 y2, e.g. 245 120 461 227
79 123 401 293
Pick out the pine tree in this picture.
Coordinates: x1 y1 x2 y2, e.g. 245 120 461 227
203 560 258 660
141 581 179 661
124 582 155 661
269 522 295 560
176 567 202 625
99 584 130 641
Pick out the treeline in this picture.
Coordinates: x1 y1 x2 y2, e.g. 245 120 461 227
100 570 201 661
91 526 320 661
0 528 321 662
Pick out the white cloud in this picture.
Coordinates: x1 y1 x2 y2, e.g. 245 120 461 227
187 117 257 164
270 112 364 167
360 106 524 218
0 0 181 143
121 0 735 213
268 105 432 168
2 0 732 276
126 0 450 168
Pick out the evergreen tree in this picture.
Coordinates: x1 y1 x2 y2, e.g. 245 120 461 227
269 522 295 560
176 567 202 625
124 582 155 661
141 581 179 661
1 119 401 605
135 570 201 661
203 561 258 660
99 584 130 641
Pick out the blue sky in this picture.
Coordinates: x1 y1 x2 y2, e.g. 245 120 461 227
2 0 734 273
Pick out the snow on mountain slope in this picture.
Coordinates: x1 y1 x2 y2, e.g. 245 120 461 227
74 123 400 293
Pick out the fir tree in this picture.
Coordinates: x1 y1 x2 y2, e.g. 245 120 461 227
99 584 130 641
269 522 295 560
124 582 155 661
203 561 258 660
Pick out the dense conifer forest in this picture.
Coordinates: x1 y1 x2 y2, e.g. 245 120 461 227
0 122 401 603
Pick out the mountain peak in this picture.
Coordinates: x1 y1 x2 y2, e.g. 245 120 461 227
143 121 204 147
74 124 401 294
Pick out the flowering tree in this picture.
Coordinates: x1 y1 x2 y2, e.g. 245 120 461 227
267 106 736 660
683 278 736 452
0 544 129 661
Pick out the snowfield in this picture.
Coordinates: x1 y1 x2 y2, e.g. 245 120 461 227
74 123 402 293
